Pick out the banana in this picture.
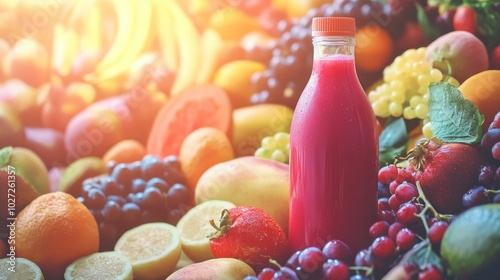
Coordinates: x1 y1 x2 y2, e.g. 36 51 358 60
52 23 79 77
153 0 179 72
164 0 202 95
79 2 103 52
196 28 224 84
88 0 154 84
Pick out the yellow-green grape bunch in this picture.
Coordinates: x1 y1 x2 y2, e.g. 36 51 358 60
368 47 460 120
254 132 290 163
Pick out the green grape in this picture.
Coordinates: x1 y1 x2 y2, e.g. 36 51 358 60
261 136 277 150
254 132 290 164
422 122 434 139
254 147 272 159
271 150 286 163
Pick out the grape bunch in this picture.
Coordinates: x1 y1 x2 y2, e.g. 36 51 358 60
248 0 407 109
462 112 500 208
367 47 460 139
244 239 375 280
76 154 192 251
254 132 290 163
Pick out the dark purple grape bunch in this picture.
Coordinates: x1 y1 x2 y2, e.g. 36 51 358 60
463 112 500 208
77 154 192 251
481 112 500 164
244 240 371 280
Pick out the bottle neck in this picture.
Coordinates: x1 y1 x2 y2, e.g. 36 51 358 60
312 36 355 59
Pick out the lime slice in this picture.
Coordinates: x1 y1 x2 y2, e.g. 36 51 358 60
114 222 182 279
0 257 44 280
176 200 236 262
64 252 132 280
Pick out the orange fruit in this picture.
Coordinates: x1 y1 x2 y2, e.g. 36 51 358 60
355 25 394 72
16 191 99 280
179 127 234 191
102 139 146 164
458 70 500 132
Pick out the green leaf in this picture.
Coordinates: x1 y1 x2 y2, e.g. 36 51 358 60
429 83 484 144
0 146 13 167
416 2 441 42
379 117 408 166
404 240 444 271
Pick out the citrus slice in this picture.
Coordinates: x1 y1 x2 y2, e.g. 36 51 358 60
63 252 132 280
0 257 45 280
176 200 236 262
114 222 182 280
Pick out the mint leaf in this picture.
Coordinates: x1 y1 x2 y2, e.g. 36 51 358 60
429 83 484 144
0 146 13 167
379 117 408 166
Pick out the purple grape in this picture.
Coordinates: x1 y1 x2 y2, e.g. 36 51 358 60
378 182 391 199
493 193 500 203
107 195 126 206
463 186 489 208
396 203 420 225
298 247 326 273
389 194 401 211
395 182 418 203
121 202 141 226
395 228 416 251
101 177 122 196
492 142 500 161
285 251 301 269
101 200 121 222
481 129 500 156
378 198 391 212
388 222 405 242
111 163 134 185
131 178 147 193
322 240 353 264
428 221 449 246
378 164 398 184
86 188 107 209
258 267 275 279
143 187 164 208
167 184 191 208
141 154 164 179
378 210 397 224
244 276 258 280
478 165 497 187
273 267 299 280
371 236 396 261
369 221 390 240
323 259 349 280
146 177 170 193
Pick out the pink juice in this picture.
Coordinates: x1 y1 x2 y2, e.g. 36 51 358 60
289 54 379 254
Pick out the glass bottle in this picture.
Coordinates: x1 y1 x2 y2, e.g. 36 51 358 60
288 17 379 254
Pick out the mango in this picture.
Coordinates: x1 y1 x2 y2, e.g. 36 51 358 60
166 258 255 280
195 156 289 234
0 146 49 194
232 104 293 157
58 156 107 197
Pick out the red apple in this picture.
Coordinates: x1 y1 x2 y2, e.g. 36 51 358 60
395 21 428 53
23 127 66 169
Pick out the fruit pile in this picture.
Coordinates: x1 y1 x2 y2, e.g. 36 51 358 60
0 0 499 279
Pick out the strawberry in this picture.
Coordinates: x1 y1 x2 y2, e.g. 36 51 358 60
406 139 487 214
453 5 480 36
208 206 289 272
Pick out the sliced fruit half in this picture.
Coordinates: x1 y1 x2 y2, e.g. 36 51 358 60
0 257 45 280
64 251 132 280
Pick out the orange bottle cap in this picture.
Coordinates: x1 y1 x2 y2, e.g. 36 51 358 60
312 17 356 37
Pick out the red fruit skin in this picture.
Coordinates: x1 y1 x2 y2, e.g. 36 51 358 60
412 143 487 214
453 5 480 35
209 206 289 273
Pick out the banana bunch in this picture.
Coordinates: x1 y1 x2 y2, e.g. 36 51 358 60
51 0 207 97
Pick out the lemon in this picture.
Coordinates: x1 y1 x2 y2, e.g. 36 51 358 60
441 204 500 279
63 252 132 280
0 257 44 280
114 222 182 280
176 200 236 262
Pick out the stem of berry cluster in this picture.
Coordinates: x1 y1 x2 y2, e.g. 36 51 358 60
415 181 453 233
